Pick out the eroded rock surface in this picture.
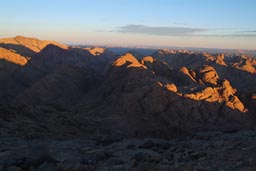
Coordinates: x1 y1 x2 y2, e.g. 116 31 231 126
1 130 256 171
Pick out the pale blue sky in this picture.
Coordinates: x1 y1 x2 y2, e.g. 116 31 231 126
1 0 256 49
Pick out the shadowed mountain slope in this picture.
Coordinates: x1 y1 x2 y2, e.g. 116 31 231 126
0 36 255 139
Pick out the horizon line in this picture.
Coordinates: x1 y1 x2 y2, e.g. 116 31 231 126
1 35 256 51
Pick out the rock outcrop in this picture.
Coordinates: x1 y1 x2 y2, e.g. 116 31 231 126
0 36 255 139
0 47 28 66
113 53 146 68
198 65 219 85
85 47 106 56
215 54 227 66
184 80 247 112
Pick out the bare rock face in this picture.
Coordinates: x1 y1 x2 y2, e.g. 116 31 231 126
198 65 219 85
113 53 146 68
0 36 255 139
226 96 248 113
229 55 256 74
238 59 255 74
220 80 237 99
85 47 106 56
184 87 219 102
216 54 227 66
0 47 28 66
165 83 178 93
84 52 253 138
184 79 247 113
141 56 154 64
179 67 197 83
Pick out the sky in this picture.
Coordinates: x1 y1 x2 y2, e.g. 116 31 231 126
1 0 256 49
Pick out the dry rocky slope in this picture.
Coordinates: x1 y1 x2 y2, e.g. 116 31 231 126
0 36 255 138
1 130 256 171
0 36 256 170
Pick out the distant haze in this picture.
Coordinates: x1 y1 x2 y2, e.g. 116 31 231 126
1 0 256 49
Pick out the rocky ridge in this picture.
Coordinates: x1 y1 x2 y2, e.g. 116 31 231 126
0 36 256 171
0 36 255 139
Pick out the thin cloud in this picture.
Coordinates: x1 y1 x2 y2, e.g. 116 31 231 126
226 33 256 37
225 30 256 37
114 25 256 38
116 25 208 36
236 30 256 33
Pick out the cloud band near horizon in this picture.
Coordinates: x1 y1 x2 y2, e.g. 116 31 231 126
115 25 256 38
117 25 207 36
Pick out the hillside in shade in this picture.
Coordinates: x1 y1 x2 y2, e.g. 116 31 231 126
0 36 255 139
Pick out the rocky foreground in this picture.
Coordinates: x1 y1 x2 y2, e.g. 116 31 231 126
1 130 256 171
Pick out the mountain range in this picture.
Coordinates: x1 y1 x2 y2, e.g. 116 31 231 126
0 36 255 139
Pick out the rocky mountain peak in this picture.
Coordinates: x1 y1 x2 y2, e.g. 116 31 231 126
85 47 106 56
0 36 68 53
0 36 255 141
198 65 219 85
112 53 146 68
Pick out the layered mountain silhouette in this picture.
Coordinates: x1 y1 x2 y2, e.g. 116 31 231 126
0 36 255 139
0 36 68 53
